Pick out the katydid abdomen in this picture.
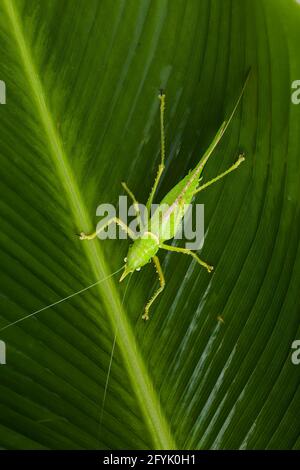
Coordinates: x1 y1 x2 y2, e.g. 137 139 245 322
122 171 200 278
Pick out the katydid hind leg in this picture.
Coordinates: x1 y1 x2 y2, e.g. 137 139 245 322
194 153 245 194
146 91 166 214
193 70 250 176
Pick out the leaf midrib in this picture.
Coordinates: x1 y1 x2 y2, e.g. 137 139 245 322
3 0 176 450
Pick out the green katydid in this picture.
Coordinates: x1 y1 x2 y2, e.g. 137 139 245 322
80 74 249 320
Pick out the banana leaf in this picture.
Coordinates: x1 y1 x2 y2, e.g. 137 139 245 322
0 0 299 450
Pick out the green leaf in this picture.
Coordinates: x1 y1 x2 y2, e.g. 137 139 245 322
0 0 299 450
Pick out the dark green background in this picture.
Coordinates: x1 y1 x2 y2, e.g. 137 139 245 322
0 0 299 449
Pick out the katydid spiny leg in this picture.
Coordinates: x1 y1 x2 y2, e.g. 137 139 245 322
121 181 142 228
160 243 213 273
80 217 136 241
194 154 245 194
142 255 165 321
146 91 166 215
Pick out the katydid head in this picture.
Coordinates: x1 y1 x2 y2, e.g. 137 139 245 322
119 266 132 282
119 236 159 282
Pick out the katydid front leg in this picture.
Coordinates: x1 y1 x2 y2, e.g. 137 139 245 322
142 255 165 321
80 217 136 241
121 181 142 229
